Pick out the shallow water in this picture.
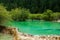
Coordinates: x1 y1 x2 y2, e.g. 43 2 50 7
6 20 60 35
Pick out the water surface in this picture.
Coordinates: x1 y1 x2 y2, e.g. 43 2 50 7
7 20 60 35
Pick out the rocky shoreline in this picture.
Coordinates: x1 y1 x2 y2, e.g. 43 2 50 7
18 32 60 40
0 25 60 40
57 20 60 22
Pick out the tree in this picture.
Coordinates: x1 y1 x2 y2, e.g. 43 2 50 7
10 8 30 21
42 9 53 21
0 0 60 13
0 4 11 25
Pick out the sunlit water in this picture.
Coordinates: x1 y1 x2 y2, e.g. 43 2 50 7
6 20 60 35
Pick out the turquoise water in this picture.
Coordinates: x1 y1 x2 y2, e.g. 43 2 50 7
7 20 60 35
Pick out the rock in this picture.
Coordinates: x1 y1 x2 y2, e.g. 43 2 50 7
0 26 60 40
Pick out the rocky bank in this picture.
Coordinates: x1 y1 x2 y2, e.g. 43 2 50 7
0 25 60 40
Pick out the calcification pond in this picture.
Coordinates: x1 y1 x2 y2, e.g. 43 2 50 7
7 20 60 35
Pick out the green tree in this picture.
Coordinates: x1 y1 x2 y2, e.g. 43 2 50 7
10 8 30 21
0 0 60 13
42 9 53 21
0 4 11 25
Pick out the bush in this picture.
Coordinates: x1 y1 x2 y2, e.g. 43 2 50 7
10 9 60 21
29 14 42 20
10 8 30 21
0 5 59 23
0 4 11 25
51 12 60 21
42 9 53 21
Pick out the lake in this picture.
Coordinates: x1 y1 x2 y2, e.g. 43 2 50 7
7 20 60 35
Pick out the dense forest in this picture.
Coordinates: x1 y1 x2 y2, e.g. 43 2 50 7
0 0 60 13
0 0 60 25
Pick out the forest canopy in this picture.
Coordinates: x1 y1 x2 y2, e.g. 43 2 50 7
0 0 60 13
0 0 60 22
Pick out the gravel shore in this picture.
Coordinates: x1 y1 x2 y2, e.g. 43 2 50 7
57 20 60 22
17 32 60 40
12 28 60 40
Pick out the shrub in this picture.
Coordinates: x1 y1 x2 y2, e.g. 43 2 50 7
51 12 60 21
42 9 53 21
10 8 30 21
29 14 42 20
0 4 11 25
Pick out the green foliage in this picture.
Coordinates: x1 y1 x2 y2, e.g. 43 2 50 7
10 8 30 21
0 5 11 25
0 4 60 23
0 0 60 13
51 12 60 21
29 14 42 20
28 9 60 21
42 9 53 21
